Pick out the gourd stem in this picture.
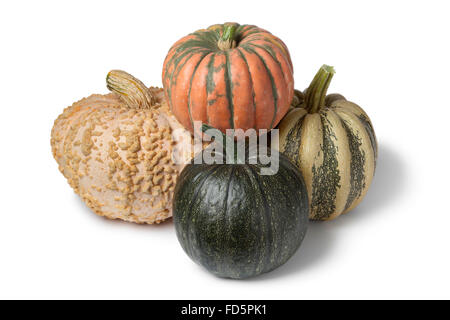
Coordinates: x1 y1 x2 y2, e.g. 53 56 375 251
201 124 236 160
217 24 238 50
106 70 155 109
201 124 234 146
304 65 335 114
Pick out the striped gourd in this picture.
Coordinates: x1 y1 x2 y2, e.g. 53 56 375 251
278 65 377 221
162 22 294 134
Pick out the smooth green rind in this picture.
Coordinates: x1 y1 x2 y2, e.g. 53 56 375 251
173 151 309 279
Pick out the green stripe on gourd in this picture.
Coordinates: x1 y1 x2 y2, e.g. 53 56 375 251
340 119 366 212
310 114 341 220
236 48 256 112
241 45 278 128
166 48 209 99
224 51 235 129
248 43 283 71
283 116 305 166
163 23 294 135
206 53 216 95
187 52 211 129
277 64 377 221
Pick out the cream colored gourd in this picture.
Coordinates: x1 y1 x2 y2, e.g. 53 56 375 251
51 70 198 224
278 65 377 221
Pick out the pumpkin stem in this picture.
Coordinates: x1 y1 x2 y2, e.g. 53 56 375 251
304 65 335 114
201 124 235 147
106 70 156 109
201 124 237 161
217 23 238 50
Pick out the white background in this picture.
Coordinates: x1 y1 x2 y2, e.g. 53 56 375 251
1 0 449 299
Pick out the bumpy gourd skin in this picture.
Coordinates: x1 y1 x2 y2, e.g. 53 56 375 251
173 149 309 279
51 73 196 224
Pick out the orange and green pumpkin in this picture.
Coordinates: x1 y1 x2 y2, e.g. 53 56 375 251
162 22 294 134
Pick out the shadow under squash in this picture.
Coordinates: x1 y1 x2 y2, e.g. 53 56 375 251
69 143 407 280
250 143 408 280
334 143 409 224
72 194 174 231
250 221 336 281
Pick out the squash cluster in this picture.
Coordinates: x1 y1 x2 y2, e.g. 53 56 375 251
51 22 377 279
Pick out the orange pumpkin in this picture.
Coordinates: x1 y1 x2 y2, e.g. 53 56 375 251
162 22 294 134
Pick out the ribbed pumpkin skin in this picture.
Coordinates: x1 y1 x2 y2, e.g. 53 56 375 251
278 96 377 221
162 23 294 133
173 154 309 279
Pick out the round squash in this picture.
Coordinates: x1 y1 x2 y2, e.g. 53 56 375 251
51 70 199 224
278 65 378 221
173 131 309 279
162 22 294 134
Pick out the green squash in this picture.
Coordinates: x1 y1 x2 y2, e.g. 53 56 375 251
173 131 309 279
278 65 377 221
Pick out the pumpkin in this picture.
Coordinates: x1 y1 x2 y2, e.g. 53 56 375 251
51 70 200 224
173 129 309 279
162 22 294 134
277 65 377 221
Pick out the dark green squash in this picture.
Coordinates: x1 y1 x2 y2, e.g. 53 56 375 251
173 130 309 279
